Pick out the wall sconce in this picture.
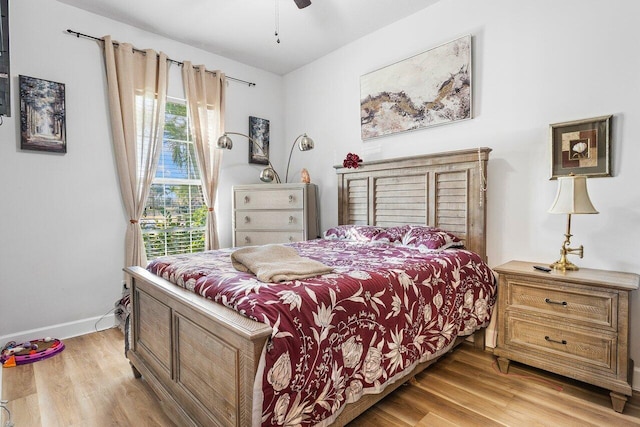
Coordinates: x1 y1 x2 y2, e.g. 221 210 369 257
548 175 598 271
216 132 314 184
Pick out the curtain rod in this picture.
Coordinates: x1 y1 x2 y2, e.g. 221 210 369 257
66 29 256 87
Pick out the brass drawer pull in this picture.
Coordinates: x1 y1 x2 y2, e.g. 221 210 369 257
289 194 294 203
288 236 294 242
545 336 567 345
244 236 251 244
289 215 294 224
544 298 567 306
244 216 250 224
244 195 250 204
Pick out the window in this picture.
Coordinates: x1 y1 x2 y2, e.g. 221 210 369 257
142 100 206 260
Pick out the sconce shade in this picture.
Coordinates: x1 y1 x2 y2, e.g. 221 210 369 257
285 133 315 183
299 134 314 151
260 168 277 183
216 134 233 149
215 132 281 183
216 131 315 184
548 175 598 215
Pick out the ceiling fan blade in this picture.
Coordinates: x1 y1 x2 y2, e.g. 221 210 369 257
293 0 311 9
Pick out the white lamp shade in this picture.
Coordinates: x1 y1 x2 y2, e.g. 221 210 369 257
548 175 599 214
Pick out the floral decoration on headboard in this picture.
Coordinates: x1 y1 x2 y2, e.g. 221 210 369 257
343 153 363 169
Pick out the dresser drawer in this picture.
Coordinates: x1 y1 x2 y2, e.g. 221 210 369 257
234 210 303 231
235 188 304 210
232 184 319 247
235 231 305 247
505 314 615 374
506 279 616 330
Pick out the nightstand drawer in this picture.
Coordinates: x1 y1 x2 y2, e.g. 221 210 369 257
507 279 616 329
235 188 304 210
235 231 305 247
234 210 303 231
505 314 615 373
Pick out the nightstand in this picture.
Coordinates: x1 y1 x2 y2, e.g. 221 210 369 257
493 260 639 413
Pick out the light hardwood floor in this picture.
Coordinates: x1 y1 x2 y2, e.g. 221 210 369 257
2 328 639 426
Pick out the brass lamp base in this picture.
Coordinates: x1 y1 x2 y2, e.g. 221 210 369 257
550 258 579 271
550 241 584 271
550 213 585 271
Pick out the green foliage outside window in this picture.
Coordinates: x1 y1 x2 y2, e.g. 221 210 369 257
142 100 207 260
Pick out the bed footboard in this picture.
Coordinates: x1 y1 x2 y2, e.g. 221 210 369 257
125 266 272 426
126 265 488 426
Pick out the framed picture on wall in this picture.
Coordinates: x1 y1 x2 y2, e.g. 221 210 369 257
248 116 269 165
550 115 611 179
19 75 67 153
360 35 472 140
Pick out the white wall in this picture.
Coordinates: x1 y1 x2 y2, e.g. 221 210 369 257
0 0 284 341
283 0 640 385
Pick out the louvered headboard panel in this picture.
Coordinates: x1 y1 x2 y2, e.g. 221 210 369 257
335 148 491 261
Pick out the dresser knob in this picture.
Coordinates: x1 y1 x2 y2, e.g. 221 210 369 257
544 336 567 345
244 216 250 224
244 236 251 243
544 298 567 306
288 194 294 203
288 236 294 242
244 195 250 204
288 216 294 224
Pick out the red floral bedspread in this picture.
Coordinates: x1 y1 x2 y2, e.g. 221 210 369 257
147 239 496 426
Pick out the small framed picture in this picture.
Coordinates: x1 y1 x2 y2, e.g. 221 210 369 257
550 115 611 179
19 75 67 153
248 116 269 165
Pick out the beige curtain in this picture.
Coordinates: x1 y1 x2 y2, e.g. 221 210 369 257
182 62 226 250
103 35 169 268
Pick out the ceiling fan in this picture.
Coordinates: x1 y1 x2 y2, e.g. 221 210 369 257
274 0 310 43
293 0 311 9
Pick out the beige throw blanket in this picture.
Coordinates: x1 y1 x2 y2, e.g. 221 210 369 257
231 244 333 283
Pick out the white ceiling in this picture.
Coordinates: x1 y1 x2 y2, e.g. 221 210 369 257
56 0 440 75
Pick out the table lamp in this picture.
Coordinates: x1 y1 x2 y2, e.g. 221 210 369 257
548 174 598 271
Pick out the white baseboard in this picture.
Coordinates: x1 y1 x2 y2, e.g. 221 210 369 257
0 314 117 349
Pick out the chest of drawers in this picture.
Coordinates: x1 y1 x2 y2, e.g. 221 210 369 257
493 260 639 413
232 183 319 247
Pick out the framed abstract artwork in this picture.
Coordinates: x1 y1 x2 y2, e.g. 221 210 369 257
248 116 269 165
550 115 611 179
19 75 66 153
360 35 472 140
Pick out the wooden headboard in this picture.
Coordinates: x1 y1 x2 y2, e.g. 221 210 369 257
334 148 491 261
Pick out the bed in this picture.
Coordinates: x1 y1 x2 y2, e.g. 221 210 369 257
125 147 493 426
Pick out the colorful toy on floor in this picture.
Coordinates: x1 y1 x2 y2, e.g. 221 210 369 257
1 337 65 367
